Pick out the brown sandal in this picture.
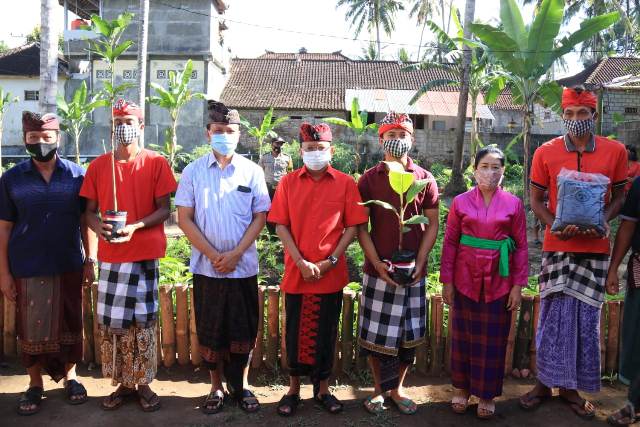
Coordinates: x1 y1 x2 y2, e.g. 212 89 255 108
101 386 136 411
608 404 639 426
519 390 551 411
137 389 161 412
560 395 596 420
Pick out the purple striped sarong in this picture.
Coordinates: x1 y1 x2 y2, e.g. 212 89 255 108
536 293 601 392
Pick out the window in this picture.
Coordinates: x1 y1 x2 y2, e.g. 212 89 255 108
367 112 376 125
432 120 446 131
409 114 425 130
625 107 638 114
290 115 302 120
544 111 551 120
24 90 39 101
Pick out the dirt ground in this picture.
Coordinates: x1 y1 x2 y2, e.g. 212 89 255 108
0 356 632 427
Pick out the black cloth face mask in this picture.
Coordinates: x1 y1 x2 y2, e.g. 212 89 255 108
26 143 58 162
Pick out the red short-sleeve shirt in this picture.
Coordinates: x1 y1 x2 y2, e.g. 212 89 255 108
80 149 178 263
268 166 368 294
530 135 628 254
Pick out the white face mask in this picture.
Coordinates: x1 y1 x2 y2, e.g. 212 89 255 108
302 148 332 171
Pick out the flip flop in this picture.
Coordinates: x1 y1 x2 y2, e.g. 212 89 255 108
64 379 88 405
608 404 639 426
560 395 596 420
201 390 225 415
519 390 551 411
363 395 386 414
17 386 44 416
277 393 301 417
477 400 496 420
390 396 417 415
452 395 469 414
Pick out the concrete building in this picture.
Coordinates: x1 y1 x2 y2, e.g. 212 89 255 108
59 0 230 157
0 43 69 158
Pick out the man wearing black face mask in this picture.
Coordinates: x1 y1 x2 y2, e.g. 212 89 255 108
259 136 292 234
0 111 97 415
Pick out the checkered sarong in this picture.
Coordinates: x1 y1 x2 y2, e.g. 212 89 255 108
97 260 159 330
358 273 427 356
539 252 609 308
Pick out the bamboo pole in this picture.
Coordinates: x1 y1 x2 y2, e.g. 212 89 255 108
91 283 101 365
429 295 443 375
156 321 162 367
251 286 265 368
355 291 367 372
416 294 429 374
189 287 201 366
280 291 288 370
82 284 94 364
514 296 534 372
175 284 189 366
266 286 279 370
341 290 355 373
504 309 518 376
159 285 176 368
600 304 607 372
529 295 540 373
606 301 621 373
444 305 452 374
3 297 16 356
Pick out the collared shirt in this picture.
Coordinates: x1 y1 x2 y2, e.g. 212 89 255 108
620 177 640 252
175 152 271 278
440 187 529 303
0 157 86 278
530 134 628 254
258 151 292 186
268 165 368 294
358 157 439 278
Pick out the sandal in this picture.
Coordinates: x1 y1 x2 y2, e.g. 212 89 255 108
233 389 260 413
519 390 551 411
560 394 596 420
363 395 386 414
64 379 88 405
101 386 136 411
390 396 417 415
608 404 639 426
452 395 469 414
17 386 44 416
137 388 161 413
477 400 495 420
202 390 225 415
277 394 301 417
315 393 344 414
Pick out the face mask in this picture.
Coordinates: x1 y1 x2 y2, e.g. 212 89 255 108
563 118 594 138
474 168 503 190
383 138 412 158
114 124 140 145
273 146 282 154
302 149 332 171
210 133 238 156
26 142 58 162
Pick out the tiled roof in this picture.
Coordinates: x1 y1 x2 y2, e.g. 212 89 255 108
258 51 351 61
490 88 525 111
557 57 640 88
0 43 68 77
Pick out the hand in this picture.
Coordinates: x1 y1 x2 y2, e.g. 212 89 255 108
506 286 522 311
579 226 606 239
373 260 399 287
442 283 455 306
411 258 427 285
214 250 242 274
0 273 17 302
315 259 333 278
82 261 96 287
112 224 139 243
606 269 620 295
552 225 581 240
297 259 321 282
98 221 113 240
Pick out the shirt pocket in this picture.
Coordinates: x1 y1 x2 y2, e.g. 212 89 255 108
226 186 253 218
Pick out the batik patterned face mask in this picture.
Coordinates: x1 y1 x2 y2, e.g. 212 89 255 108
563 118 594 138
114 124 140 145
383 138 412 158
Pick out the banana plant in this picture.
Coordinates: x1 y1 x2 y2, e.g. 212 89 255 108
0 87 18 175
325 97 378 172
148 59 205 173
470 0 619 206
57 81 109 164
240 107 289 157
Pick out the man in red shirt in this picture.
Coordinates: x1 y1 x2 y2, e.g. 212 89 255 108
520 87 627 419
268 123 368 417
357 112 440 415
80 99 177 412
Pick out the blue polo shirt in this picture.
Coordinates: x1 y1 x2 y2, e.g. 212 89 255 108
0 157 86 278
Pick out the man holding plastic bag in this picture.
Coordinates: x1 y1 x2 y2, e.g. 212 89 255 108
519 87 628 419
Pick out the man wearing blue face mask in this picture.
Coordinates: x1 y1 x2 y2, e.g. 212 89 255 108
175 100 270 415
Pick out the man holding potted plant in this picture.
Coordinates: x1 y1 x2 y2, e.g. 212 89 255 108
268 123 368 417
80 99 177 412
357 112 439 415
0 112 97 415
175 101 271 415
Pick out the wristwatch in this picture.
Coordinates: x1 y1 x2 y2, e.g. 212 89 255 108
327 255 338 266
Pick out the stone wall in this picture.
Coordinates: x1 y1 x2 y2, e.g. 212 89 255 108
602 88 640 145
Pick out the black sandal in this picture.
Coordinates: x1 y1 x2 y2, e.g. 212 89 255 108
202 390 225 415
17 386 44 416
235 389 260 413
101 386 136 411
560 395 596 420
519 391 551 411
137 389 161 413
608 404 639 426
277 394 301 417
315 393 344 414
64 379 88 405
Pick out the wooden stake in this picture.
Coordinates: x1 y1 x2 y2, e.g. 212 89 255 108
514 296 534 370
189 287 201 366
280 291 288 370
175 284 189 366
529 295 540 373
156 321 162 367
606 301 621 373
251 286 265 369
341 290 355 373
82 284 94 364
444 305 453 374
429 295 443 375
266 286 279 370
504 309 518 375
355 291 367 372
600 304 607 372
159 286 176 368
415 294 429 374
91 283 101 365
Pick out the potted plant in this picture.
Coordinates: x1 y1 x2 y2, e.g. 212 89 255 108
360 161 430 285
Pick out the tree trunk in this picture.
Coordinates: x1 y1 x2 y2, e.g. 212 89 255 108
136 0 149 148
74 133 81 164
39 0 58 114
444 0 475 197
171 120 178 173
471 97 478 159
416 21 427 62
522 109 532 207
376 21 381 58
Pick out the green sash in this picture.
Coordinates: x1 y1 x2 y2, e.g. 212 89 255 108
459 234 516 277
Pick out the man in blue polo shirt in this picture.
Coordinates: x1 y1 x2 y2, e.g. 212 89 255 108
0 112 97 416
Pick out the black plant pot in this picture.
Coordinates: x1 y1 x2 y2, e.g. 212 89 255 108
104 210 127 241
391 249 416 286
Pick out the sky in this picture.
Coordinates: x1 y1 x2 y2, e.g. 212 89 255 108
0 0 582 77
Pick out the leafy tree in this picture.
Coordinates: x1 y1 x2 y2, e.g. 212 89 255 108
240 108 289 156
0 88 18 175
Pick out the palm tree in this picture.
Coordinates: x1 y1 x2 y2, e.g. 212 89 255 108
337 0 405 57
409 0 436 61
136 0 150 148
39 0 58 114
471 0 619 205
0 88 18 175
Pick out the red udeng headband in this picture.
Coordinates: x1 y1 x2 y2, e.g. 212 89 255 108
561 88 597 110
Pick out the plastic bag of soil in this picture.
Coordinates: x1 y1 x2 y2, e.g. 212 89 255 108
550 168 610 235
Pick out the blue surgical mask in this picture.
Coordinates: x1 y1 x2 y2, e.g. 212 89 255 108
210 133 238 156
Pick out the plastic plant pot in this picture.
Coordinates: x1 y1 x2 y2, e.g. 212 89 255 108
104 210 127 241
390 249 417 286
